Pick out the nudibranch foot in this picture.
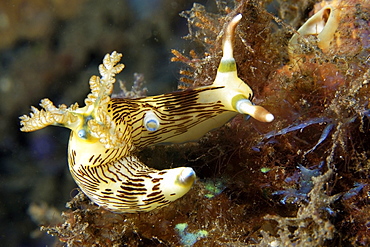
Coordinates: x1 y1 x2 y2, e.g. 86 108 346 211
70 155 195 213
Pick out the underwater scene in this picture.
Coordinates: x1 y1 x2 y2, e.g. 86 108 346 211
0 0 369 246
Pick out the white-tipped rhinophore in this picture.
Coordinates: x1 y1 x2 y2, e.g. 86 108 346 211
235 99 274 122
222 14 242 60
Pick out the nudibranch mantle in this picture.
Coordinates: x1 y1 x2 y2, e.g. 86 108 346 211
20 14 273 213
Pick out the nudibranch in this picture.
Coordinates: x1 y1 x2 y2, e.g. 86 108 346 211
20 14 273 213
289 4 339 56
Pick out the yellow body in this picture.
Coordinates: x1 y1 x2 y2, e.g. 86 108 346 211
20 15 273 213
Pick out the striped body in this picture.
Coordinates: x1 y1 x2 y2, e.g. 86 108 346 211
111 86 238 147
69 152 194 213
20 15 273 213
67 86 238 212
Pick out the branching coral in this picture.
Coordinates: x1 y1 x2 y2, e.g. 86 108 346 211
261 169 339 247
273 164 323 204
111 73 148 99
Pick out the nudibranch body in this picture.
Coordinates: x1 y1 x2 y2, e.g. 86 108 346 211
20 14 273 213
